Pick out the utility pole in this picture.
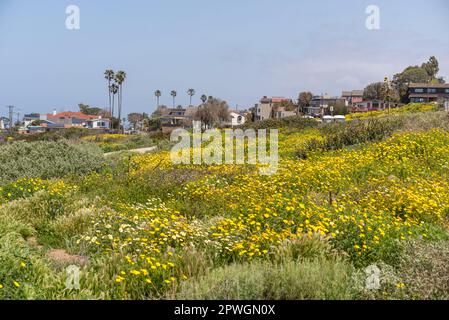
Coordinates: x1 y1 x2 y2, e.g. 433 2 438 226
384 77 390 114
7 105 14 133
15 109 22 127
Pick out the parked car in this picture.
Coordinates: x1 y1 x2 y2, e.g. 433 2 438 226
322 115 346 123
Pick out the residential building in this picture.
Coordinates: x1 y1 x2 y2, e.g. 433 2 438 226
350 100 389 112
23 113 46 127
46 111 100 127
160 106 198 133
305 94 346 117
255 96 295 121
160 107 187 134
20 111 110 134
228 110 246 127
0 117 7 130
160 107 187 126
342 90 364 106
408 83 449 103
86 117 110 129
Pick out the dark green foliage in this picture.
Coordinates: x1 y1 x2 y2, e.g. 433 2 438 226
0 140 105 183
320 118 404 150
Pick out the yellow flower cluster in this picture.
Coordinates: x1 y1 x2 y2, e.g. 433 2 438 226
179 129 449 259
79 199 204 291
81 128 449 291
0 178 77 204
346 103 437 121
82 134 128 142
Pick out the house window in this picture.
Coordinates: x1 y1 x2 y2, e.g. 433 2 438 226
414 88 424 93
445 89 449 93
428 88 437 93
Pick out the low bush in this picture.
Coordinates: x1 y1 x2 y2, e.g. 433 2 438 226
0 140 106 183
0 214 56 299
175 257 354 300
320 117 404 150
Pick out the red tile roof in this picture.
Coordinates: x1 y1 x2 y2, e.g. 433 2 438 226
271 97 292 103
47 112 98 120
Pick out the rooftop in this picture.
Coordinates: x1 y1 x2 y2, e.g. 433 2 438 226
342 90 363 97
408 83 449 88
47 112 102 120
260 96 292 104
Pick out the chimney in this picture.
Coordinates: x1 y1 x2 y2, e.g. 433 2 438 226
53 109 57 116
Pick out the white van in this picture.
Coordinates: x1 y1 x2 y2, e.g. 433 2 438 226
334 115 346 123
322 115 346 123
322 115 334 123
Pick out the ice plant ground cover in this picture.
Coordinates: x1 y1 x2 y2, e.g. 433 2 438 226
1 106 449 299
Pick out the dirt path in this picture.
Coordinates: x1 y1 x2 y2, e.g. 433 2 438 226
104 146 157 157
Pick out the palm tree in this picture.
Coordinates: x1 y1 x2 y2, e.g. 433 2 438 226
187 88 196 106
170 90 177 108
104 70 115 116
110 84 119 129
154 90 162 107
115 71 127 132
200 94 207 104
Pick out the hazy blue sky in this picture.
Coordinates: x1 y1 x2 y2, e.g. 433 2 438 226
0 0 448 116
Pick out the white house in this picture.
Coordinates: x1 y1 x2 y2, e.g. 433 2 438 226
87 117 110 129
229 111 246 127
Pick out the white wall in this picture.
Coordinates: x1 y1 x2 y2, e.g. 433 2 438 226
230 112 246 126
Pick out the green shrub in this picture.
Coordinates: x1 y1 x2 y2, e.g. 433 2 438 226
0 140 105 183
320 117 404 150
354 239 449 300
14 128 92 142
175 257 354 300
0 214 56 299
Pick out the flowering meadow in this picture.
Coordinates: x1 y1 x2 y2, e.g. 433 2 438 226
1 108 449 299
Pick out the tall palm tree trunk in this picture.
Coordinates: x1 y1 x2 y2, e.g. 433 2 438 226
112 93 116 130
118 85 122 132
108 81 112 116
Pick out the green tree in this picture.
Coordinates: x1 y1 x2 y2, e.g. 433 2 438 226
392 56 444 103
422 56 439 79
298 92 313 112
154 90 162 107
363 82 399 103
127 113 144 130
170 90 177 108
363 82 384 100
194 96 230 129
146 118 161 131
393 67 429 103
187 88 196 106
78 103 104 116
